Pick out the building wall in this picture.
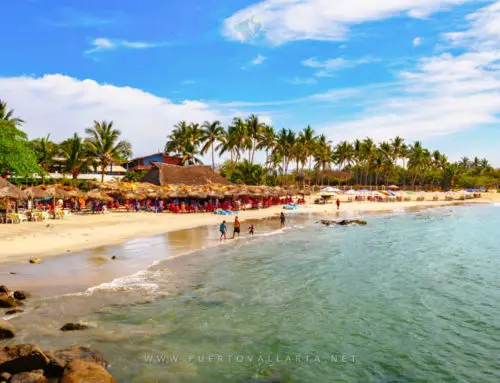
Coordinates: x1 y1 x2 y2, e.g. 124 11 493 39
144 154 163 166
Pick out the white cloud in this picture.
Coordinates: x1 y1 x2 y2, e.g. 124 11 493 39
86 38 168 54
0 74 223 156
302 56 379 77
287 77 318 85
413 37 422 46
323 38 500 144
445 1 500 50
251 54 267 65
223 0 472 45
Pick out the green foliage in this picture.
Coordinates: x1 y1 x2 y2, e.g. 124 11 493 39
124 170 147 182
0 120 41 176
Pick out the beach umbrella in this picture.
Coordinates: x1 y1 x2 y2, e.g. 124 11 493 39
0 178 25 200
86 189 113 202
45 186 70 199
66 188 84 198
345 189 357 195
23 186 48 199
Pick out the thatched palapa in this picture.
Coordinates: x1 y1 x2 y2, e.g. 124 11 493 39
140 164 231 186
0 178 25 200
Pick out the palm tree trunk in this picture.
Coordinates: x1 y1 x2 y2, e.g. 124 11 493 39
211 143 215 170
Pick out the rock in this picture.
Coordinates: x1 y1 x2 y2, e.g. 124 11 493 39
60 360 114 383
320 219 367 227
0 320 15 340
29 258 41 264
60 323 90 332
0 294 22 308
9 272 16 275
0 372 12 382
111 256 118 260
13 291 28 301
5 309 24 315
43 346 108 377
0 286 9 294
0 344 50 374
10 370 47 383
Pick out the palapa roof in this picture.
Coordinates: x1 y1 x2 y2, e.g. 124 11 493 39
0 178 25 200
140 163 231 186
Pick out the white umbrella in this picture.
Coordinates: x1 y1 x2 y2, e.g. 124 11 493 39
321 187 340 193
345 189 357 195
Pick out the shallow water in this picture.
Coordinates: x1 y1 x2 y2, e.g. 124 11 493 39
5 205 500 382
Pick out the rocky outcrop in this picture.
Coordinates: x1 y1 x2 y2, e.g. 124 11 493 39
0 344 50 374
1 345 113 381
10 370 47 383
60 323 90 332
5 309 24 316
29 258 41 264
0 320 15 340
0 294 22 308
320 219 367 226
0 287 9 295
43 346 108 377
13 291 28 301
60 360 115 383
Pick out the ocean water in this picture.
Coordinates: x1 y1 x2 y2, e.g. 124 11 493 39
6 205 500 382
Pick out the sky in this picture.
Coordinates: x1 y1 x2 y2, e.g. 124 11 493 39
1 0 499 165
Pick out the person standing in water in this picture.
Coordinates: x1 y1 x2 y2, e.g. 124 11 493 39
336 198 340 210
232 216 241 239
248 224 255 238
220 220 227 240
280 212 286 228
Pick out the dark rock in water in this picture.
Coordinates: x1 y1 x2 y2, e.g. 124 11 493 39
43 346 108 377
111 255 119 260
60 323 90 332
0 320 15 339
0 344 50 374
9 272 16 275
60 360 114 383
13 291 28 301
0 294 22 308
0 371 12 382
320 219 367 227
29 258 41 264
5 309 24 315
10 370 47 383
0 286 9 294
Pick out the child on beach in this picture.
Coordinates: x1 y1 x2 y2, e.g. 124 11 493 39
280 212 286 228
248 224 255 238
336 199 340 210
220 220 227 240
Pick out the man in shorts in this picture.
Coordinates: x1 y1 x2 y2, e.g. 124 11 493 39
232 216 241 239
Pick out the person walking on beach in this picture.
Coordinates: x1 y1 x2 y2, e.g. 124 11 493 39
220 220 227 240
280 212 286 229
232 216 241 239
336 198 340 210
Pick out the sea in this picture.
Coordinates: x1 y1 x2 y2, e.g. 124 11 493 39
3 204 500 382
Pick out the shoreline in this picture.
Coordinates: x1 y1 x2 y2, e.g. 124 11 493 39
0 197 494 266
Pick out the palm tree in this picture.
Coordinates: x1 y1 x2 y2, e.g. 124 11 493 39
32 134 57 183
274 128 296 185
216 128 237 165
59 133 89 180
246 115 266 164
314 135 333 185
229 117 250 162
361 137 375 186
85 120 132 183
334 141 354 170
231 160 265 185
200 121 225 170
390 136 405 167
298 125 317 174
256 125 276 176
0 100 24 126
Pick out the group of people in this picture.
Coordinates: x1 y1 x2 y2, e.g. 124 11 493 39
219 212 286 241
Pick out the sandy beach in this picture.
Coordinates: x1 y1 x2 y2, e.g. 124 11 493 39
1 193 497 265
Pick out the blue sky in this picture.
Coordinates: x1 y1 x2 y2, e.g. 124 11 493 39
1 0 499 164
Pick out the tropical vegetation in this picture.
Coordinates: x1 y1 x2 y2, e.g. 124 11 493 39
1 98 499 190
